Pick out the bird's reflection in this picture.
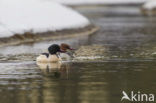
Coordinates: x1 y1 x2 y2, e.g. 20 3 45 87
36 62 71 78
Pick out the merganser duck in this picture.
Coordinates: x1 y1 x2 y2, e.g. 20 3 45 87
36 43 74 63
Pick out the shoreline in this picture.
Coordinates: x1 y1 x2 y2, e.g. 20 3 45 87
69 3 143 8
0 24 99 47
141 8 156 16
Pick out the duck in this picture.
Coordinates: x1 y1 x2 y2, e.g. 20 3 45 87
36 43 74 63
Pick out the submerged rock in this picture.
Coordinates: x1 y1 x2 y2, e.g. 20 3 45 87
74 45 107 60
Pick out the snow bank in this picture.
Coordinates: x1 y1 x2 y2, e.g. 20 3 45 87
143 0 156 10
0 0 90 38
51 0 148 5
0 26 13 37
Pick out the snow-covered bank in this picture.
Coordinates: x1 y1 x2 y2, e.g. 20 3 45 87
0 0 90 38
143 0 156 10
0 25 98 48
142 0 156 15
51 0 148 5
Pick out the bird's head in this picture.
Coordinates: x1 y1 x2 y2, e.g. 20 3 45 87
60 43 75 52
48 44 61 54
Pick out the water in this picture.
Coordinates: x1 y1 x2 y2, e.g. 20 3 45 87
0 6 155 103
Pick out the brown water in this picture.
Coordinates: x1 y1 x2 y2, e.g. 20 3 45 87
0 6 155 103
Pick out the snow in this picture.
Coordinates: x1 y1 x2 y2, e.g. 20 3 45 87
50 0 148 5
143 0 156 10
0 0 90 38
0 26 13 37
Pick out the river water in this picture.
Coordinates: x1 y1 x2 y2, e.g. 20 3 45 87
0 6 155 103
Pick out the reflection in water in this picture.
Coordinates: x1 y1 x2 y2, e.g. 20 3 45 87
0 61 108 103
37 62 71 79
0 61 155 103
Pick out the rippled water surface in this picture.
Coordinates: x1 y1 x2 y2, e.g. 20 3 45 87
0 6 156 103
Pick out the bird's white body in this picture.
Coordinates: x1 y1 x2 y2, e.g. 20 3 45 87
36 54 60 63
36 53 72 63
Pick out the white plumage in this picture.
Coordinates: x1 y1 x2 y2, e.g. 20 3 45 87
36 54 61 63
36 53 73 63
